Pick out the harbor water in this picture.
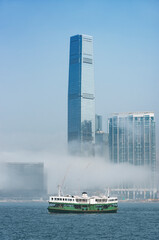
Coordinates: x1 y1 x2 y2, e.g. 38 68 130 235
0 202 159 240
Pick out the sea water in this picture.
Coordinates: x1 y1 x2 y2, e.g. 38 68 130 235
0 202 159 240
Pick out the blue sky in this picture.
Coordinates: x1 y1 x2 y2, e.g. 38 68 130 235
0 0 159 151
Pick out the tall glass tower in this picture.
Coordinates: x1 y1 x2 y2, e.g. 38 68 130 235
68 34 95 154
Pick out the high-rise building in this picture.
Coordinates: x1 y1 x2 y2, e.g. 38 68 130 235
95 114 109 157
0 162 47 199
68 34 95 154
95 114 102 131
108 112 156 172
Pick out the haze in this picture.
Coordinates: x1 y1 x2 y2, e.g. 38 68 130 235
0 1 158 192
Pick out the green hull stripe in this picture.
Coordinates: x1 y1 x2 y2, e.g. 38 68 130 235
48 208 117 214
48 206 118 214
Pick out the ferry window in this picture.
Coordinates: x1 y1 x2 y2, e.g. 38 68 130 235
75 205 81 209
63 198 64 201
57 198 59 201
52 198 54 200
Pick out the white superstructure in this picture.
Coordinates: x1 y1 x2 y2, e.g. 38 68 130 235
49 192 118 205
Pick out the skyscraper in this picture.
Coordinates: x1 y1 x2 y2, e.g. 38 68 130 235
68 34 95 154
108 112 156 172
95 114 102 131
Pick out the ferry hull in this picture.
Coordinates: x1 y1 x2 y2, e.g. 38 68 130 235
48 207 118 214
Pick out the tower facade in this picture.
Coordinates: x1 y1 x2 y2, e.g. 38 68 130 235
108 112 156 172
68 34 95 153
95 114 102 132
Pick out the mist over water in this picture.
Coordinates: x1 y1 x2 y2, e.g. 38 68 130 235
0 140 152 196
45 154 152 194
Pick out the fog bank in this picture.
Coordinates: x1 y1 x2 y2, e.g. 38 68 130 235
0 149 152 196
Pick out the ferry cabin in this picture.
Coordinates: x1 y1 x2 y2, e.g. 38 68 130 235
48 195 117 210
49 195 118 205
